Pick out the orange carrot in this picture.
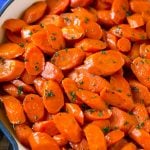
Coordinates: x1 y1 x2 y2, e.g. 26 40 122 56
146 21 150 39
53 134 68 147
70 0 93 8
121 142 137 150
139 44 150 59
106 32 118 49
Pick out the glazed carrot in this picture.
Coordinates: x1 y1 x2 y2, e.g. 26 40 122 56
23 94 45 123
111 0 129 24
47 0 69 14
2 96 26 124
33 77 46 96
53 134 68 147
139 44 150 59
51 48 85 70
84 50 124 76
53 113 82 143
70 0 93 7
106 32 117 49
129 80 150 106
75 38 106 52
84 123 107 150
81 21 103 40
120 53 131 68
66 103 84 125
11 79 36 93
84 109 112 121
15 124 32 146
117 37 131 52
62 25 85 40
43 80 64 114
0 43 24 59
29 132 60 150
129 127 150 149
76 89 107 110
121 143 137 150
127 14 144 28
110 107 137 133
105 130 125 146
0 59 24 82
24 44 45 75
41 61 64 83
94 0 111 10
131 57 150 88
3 19 26 32
143 119 150 133
146 21 150 39
142 11 150 23
23 1 47 24
32 120 59 136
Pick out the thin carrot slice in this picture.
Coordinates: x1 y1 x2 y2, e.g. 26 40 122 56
43 80 64 114
0 59 24 82
1 96 26 124
29 132 60 150
84 50 124 76
139 44 150 59
84 123 107 150
0 43 24 59
105 130 125 146
51 48 85 70
70 0 93 7
75 38 106 52
23 94 45 123
15 124 32 146
53 134 68 147
66 103 84 125
32 120 59 136
106 32 118 49
24 44 45 75
53 112 82 143
121 142 137 150
23 1 47 24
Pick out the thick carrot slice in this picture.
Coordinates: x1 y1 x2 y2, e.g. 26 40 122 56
84 109 112 121
41 61 64 83
23 1 47 24
32 120 59 136
15 124 32 146
121 142 137 150
131 57 150 88
11 79 36 93
66 103 84 125
110 107 137 133
106 32 117 49
62 25 85 40
146 21 150 39
129 80 150 106
0 59 24 82
142 11 150 23
47 0 69 14
43 80 64 114
53 134 68 147
23 94 45 123
75 38 106 52
24 44 45 75
111 0 129 24
139 44 150 59
143 119 150 133
94 0 111 10
53 113 82 143
51 48 85 70
1 96 26 124
127 14 144 28
84 50 124 76
129 127 150 149
3 19 26 32
76 89 107 110
84 123 107 150
105 130 125 146
29 132 60 150
0 43 24 59
70 0 93 7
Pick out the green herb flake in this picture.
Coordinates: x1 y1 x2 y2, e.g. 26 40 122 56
84 17 89 23
101 50 106 54
124 121 129 126
50 36 56 41
136 122 144 129
87 109 95 113
98 111 103 117
70 91 77 103
102 127 110 134
117 89 122 93
18 43 24 47
28 31 33 36
78 81 84 85
131 87 139 93
45 90 55 98
18 86 23 95
35 65 39 71
126 11 132 17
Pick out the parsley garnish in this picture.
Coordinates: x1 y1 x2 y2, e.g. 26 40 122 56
18 43 24 47
102 127 110 134
84 17 89 23
50 36 56 41
101 50 106 54
136 122 144 129
98 111 103 117
18 86 23 95
35 65 39 71
45 90 55 97
78 81 84 85
70 91 77 103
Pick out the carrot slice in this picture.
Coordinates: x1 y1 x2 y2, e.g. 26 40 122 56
53 134 68 147
84 50 124 76
53 112 82 143
84 123 107 150
106 32 117 49
1 96 26 124
121 142 137 150
29 132 60 150
23 94 45 123
94 0 111 10
43 80 64 114
75 38 106 52
139 44 150 59
0 59 24 82
0 43 24 59
41 61 64 83
70 0 93 7
24 44 45 75
23 1 47 24
32 120 59 136
15 124 32 146
51 48 85 70
146 21 150 39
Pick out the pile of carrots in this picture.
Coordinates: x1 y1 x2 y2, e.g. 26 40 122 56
1 0 150 149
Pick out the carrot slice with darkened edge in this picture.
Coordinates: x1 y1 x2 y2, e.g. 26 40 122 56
43 80 64 114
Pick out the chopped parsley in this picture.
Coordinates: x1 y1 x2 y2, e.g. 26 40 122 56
84 17 89 23
18 43 24 47
45 90 55 97
50 36 56 41
35 65 39 71
78 81 84 85
70 91 77 103
136 122 144 129
18 86 23 95
98 111 103 117
102 127 110 134
101 50 106 54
